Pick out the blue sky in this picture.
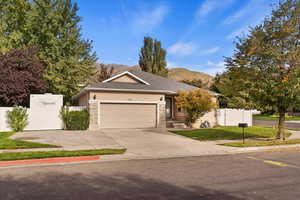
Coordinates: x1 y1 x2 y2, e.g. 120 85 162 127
74 0 277 75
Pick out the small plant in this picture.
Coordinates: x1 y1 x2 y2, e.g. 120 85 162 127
60 106 70 130
60 106 89 130
6 106 28 132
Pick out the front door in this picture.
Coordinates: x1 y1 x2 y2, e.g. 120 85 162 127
165 97 172 119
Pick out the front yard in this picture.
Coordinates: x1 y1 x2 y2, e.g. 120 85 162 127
170 126 280 141
0 132 126 161
170 126 300 147
0 132 59 149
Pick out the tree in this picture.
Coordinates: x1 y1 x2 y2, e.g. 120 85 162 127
0 0 97 102
95 64 114 82
221 0 300 140
0 47 47 106
175 89 216 127
139 37 168 77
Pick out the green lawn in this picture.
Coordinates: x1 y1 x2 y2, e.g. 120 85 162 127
0 149 126 161
220 139 300 147
0 132 59 149
170 126 287 141
254 115 300 121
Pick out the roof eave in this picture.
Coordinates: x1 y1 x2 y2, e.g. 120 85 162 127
85 87 177 94
72 89 88 100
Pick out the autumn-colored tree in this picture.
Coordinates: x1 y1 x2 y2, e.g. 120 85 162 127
220 0 300 140
0 47 47 106
95 64 114 82
175 89 216 126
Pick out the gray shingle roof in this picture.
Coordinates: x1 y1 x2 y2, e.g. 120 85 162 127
86 69 198 94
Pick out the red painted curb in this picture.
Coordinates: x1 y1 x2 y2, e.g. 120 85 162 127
0 155 100 167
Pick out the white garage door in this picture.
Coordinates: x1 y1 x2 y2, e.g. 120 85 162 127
100 103 157 128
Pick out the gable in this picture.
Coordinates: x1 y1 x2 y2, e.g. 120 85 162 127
111 74 140 83
102 71 150 85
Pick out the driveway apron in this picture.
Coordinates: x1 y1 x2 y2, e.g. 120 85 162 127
100 129 234 158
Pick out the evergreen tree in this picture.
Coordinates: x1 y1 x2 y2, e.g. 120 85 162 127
0 0 97 102
139 37 168 77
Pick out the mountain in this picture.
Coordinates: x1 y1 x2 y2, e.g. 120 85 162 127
94 64 213 86
168 68 213 84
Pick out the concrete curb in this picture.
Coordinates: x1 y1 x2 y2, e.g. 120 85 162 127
0 155 100 167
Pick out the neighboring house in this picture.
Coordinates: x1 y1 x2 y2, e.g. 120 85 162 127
73 70 217 129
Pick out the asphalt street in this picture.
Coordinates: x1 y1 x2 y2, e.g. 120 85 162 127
253 119 300 129
1 149 300 200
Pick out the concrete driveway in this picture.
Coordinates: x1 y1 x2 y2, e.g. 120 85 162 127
10 129 233 157
100 129 232 158
10 130 123 151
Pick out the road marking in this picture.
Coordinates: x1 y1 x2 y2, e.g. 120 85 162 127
263 160 288 167
247 156 300 169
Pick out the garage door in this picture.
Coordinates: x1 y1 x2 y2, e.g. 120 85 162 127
100 103 157 128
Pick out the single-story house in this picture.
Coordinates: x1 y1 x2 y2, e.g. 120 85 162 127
73 69 217 129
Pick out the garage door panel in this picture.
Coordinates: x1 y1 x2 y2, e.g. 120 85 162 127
100 103 157 128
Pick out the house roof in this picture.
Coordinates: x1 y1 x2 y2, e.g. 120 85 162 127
74 69 217 99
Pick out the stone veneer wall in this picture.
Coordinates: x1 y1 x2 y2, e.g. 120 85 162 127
88 100 99 130
157 102 166 128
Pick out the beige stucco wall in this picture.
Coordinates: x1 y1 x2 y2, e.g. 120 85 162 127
89 91 164 102
78 92 89 106
111 74 140 83
192 109 217 128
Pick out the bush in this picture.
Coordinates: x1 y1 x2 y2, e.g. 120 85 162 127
175 89 216 127
60 107 89 130
6 106 28 132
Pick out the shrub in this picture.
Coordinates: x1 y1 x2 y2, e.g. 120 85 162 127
60 107 89 130
175 89 216 127
6 106 28 132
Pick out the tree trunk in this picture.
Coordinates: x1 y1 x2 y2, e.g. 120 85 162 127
277 112 285 140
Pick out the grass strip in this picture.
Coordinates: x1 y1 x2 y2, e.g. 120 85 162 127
0 149 126 161
220 139 300 147
254 115 300 121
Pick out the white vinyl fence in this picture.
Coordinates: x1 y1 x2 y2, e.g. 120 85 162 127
68 106 87 111
0 94 64 132
217 109 253 126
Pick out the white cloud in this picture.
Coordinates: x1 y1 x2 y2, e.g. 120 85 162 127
222 7 249 25
204 60 226 75
167 61 179 69
222 0 266 26
132 4 169 32
225 0 273 39
201 47 220 55
168 42 197 56
207 60 225 68
196 0 235 19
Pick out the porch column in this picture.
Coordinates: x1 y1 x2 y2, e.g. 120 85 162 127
157 102 166 128
88 100 100 130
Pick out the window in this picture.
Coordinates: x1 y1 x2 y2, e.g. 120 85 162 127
177 107 183 112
